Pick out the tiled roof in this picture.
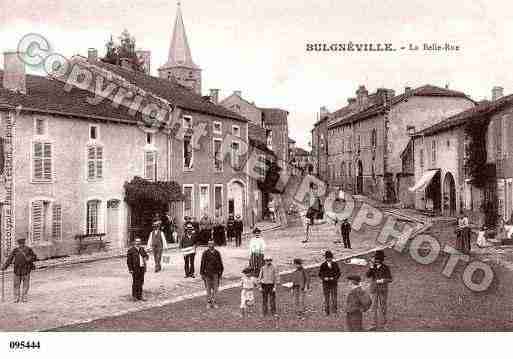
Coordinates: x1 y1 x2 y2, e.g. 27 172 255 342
418 94 513 136
328 85 473 129
0 70 142 123
261 108 288 125
93 61 246 122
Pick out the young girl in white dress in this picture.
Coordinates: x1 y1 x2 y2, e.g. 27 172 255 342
240 267 257 317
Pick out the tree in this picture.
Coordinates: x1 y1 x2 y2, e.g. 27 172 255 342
101 30 144 72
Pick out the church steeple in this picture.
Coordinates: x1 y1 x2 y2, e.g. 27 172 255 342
158 2 202 94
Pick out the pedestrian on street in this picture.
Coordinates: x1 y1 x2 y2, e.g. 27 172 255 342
249 227 265 276
213 218 227 246
1 238 37 303
341 218 352 249
345 275 372 331
318 250 340 316
226 214 236 243
127 238 149 301
147 220 168 272
366 250 393 330
240 267 257 317
258 256 280 317
181 223 197 278
268 198 276 222
234 215 244 247
200 240 224 309
290 258 310 317
199 214 212 245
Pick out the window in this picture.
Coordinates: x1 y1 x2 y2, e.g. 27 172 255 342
89 125 99 140
232 125 240 137
420 148 425 168
341 162 346 178
33 142 52 182
183 185 194 218
182 116 192 129
144 150 157 181
86 200 100 235
348 163 352 178
231 141 240 169
266 130 273 149
87 146 103 180
183 135 193 170
258 155 266 180
431 140 437 163
371 129 377 148
31 200 61 242
446 139 450 148
213 121 222 135
213 138 223 172
199 185 210 216
214 185 223 218
35 118 47 136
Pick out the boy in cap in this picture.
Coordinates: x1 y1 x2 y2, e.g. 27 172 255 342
345 275 371 331
1 238 37 303
200 240 224 308
318 250 341 315
366 250 393 330
291 258 310 317
147 220 167 272
258 256 280 317
127 238 149 301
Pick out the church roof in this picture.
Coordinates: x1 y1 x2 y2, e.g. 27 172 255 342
160 3 199 70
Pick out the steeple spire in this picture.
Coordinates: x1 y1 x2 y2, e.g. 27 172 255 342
162 2 199 69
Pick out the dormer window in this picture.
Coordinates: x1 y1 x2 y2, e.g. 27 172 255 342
89 124 99 140
34 118 47 136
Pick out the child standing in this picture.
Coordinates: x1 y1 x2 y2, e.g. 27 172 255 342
345 275 372 331
291 258 310 317
240 267 257 317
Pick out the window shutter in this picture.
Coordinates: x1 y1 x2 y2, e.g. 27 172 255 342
52 204 62 241
145 151 155 180
33 142 43 180
31 201 43 242
96 147 103 179
43 143 52 180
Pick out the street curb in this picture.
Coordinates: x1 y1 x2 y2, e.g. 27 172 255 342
3 223 285 275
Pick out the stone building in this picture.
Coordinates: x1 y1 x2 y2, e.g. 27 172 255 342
319 85 475 202
407 87 513 225
311 106 330 181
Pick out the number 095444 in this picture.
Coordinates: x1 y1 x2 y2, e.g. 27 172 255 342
9 341 41 350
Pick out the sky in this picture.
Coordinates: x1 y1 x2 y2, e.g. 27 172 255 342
1 0 513 149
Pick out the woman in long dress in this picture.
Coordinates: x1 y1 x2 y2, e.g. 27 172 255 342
248 228 265 276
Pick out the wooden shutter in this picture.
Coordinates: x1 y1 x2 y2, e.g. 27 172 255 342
52 204 62 241
87 147 96 179
145 151 155 180
43 143 52 180
33 142 43 180
31 201 43 242
96 147 103 179
87 200 99 234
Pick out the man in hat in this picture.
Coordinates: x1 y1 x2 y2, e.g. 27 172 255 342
181 222 197 278
318 250 341 315
340 218 352 249
258 255 280 317
345 275 370 331
234 215 244 247
127 238 149 301
366 250 393 330
249 227 265 276
200 240 224 308
146 220 168 272
226 214 236 243
1 238 37 303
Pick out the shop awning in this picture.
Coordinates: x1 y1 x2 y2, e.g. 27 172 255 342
409 170 439 192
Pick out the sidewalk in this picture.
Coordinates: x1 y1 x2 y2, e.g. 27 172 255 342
0 215 387 331
3 220 280 273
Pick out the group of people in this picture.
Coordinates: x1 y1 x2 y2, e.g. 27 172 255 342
183 214 244 247
237 247 392 331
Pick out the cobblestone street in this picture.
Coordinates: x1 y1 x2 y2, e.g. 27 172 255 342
0 211 388 331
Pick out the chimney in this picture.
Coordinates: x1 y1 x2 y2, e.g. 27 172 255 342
209 88 219 104
234 90 242 97
87 48 98 62
492 86 504 101
2 51 26 94
356 85 368 106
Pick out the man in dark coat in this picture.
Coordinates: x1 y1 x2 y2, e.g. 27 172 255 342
234 215 244 247
181 222 197 278
1 238 37 303
146 220 167 272
127 238 149 301
200 240 224 308
318 250 341 315
366 250 393 330
341 218 352 249
345 275 369 331
226 214 236 243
